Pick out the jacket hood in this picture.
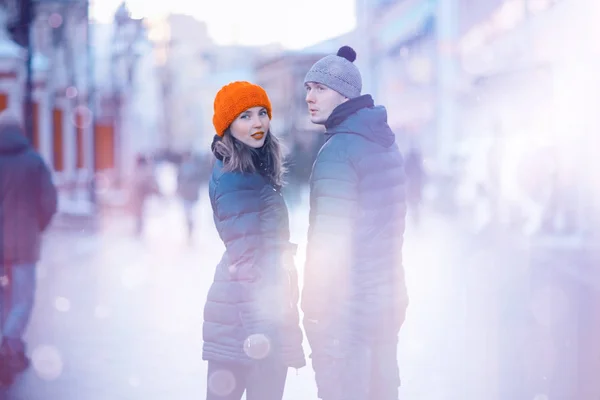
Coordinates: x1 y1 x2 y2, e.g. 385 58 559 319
0 123 29 154
326 95 395 148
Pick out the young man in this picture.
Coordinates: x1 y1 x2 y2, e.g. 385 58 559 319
302 46 409 400
0 112 57 384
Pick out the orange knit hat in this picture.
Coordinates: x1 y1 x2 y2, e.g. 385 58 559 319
212 81 272 137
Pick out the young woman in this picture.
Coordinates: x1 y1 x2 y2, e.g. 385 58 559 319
203 81 305 400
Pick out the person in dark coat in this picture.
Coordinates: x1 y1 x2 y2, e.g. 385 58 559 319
203 81 305 400
176 151 203 241
130 154 159 237
404 146 425 224
0 113 57 383
303 46 409 400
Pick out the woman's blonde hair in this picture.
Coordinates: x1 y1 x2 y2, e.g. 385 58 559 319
214 130 287 187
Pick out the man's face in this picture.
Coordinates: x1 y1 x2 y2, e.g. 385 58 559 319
305 82 348 125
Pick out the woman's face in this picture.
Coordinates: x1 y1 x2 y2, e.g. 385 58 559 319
229 106 270 148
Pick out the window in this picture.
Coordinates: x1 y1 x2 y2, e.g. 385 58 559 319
0 93 7 112
76 110 85 169
53 108 64 172
94 123 115 171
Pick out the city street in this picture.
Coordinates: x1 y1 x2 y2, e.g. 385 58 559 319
0 0 598 398
3 187 531 399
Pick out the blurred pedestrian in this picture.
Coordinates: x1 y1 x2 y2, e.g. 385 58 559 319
131 154 160 237
405 146 425 225
177 151 203 242
0 112 57 384
203 81 305 400
302 46 409 400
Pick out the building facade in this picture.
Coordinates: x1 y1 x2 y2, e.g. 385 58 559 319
254 52 325 145
0 1 163 213
355 0 438 154
102 3 164 183
146 13 282 154
0 0 94 213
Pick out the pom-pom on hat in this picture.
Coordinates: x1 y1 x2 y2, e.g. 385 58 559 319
303 45 362 99
337 45 356 62
212 81 272 137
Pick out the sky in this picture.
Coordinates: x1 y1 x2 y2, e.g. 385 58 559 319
92 0 356 49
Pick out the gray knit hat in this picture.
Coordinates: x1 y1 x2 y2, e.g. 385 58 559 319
304 46 362 99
